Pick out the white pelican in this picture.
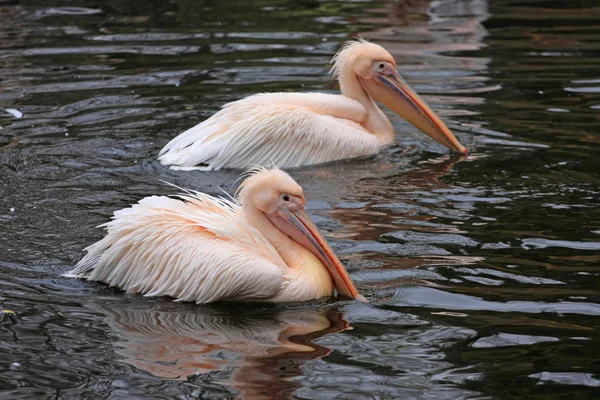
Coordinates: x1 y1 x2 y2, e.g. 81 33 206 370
68 167 363 303
158 39 466 171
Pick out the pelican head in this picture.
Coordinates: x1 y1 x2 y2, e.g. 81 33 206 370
238 167 362 300
332 39 466 154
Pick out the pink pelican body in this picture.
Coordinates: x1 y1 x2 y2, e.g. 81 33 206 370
68 167 362 303
158 39 466 171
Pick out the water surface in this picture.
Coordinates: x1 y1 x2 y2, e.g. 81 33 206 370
1 0 599 398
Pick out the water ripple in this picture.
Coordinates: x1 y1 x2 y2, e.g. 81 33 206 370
22 45 201 56
529 372 600 388
2 0 600 398
472 333 559 348
392 287 600 316
521 238 600 251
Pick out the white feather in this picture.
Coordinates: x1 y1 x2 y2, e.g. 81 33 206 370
67 167 359 303
68 190 286 303
158 92 381 171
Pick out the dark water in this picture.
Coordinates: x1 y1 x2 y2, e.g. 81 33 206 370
1 0 599 398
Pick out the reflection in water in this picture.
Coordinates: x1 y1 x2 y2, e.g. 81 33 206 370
360 0 491 107
363 0 489 59
298 155 485 286
91 302 347 399
357 0 525 151
2 0 600 398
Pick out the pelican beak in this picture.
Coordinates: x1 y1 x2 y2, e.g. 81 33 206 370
271 208 364 300
361 72 467 154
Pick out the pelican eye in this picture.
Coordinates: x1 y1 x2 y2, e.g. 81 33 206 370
373 61 392 75
282 195 290 202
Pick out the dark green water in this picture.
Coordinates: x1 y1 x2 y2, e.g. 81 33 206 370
1 0 599 398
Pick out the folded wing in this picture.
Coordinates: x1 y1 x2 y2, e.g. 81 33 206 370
68 190 285 303
158 93 381 171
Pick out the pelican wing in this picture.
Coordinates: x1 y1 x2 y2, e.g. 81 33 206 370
68 191 286 303
158 93 381 170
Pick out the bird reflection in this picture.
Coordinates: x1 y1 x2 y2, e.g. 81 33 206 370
298 154 484 300
90 301 348 399
359 0 490 73
324 154 467 242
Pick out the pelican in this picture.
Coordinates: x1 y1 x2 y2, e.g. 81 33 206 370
68 167 363 303
158 39 466 171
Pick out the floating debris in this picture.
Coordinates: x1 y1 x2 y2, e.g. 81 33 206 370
3 108 23 119
431 311 468 317
1 309 18 324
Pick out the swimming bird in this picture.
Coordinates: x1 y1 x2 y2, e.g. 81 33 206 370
68 167 363 303
158 39 467 171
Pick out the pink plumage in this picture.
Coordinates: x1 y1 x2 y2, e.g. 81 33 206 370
158 40 466 171
68 167 363 303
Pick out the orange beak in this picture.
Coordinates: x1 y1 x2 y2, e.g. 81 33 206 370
360 71 467 154
272 208 364 300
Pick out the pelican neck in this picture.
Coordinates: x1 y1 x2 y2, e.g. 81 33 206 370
338 72 395 145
